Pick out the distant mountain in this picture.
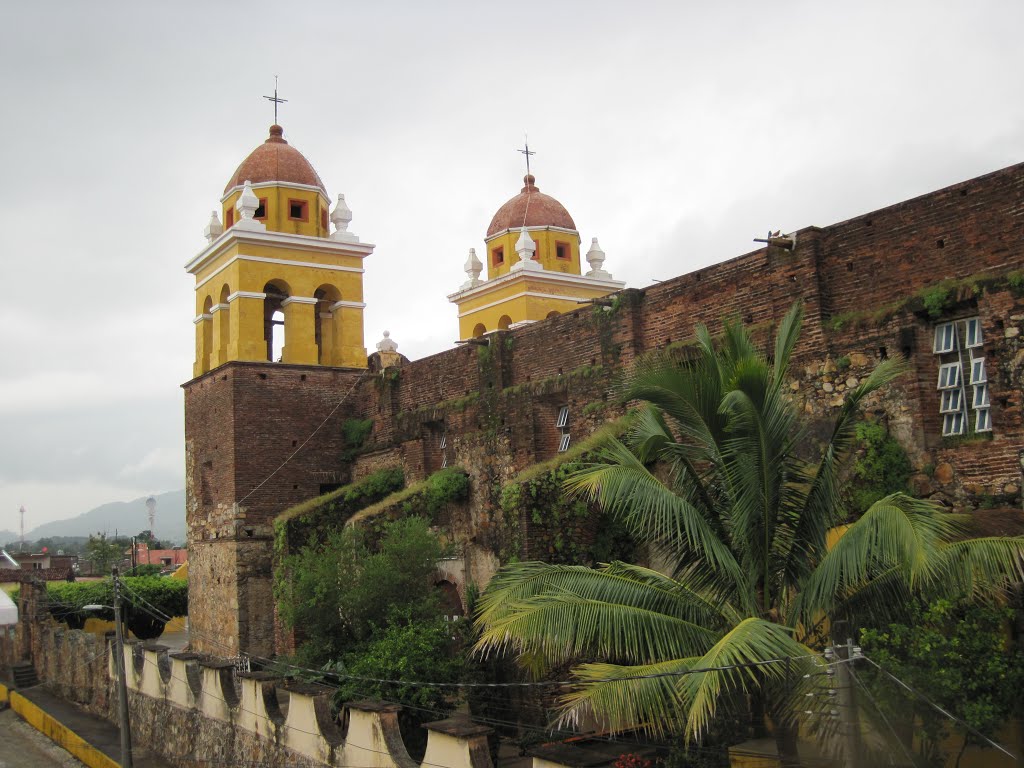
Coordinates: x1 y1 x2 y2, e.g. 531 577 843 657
26 490 186 544
0 530 17 548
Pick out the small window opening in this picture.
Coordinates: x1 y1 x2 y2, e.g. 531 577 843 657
288 199 308 221
492 246 504 266
254 198 267 220
555 241 570 260
225 208 234 228
936 238 945 249
847 262 854 272
321 208 329 230
556 405 571 453
878 346 888 360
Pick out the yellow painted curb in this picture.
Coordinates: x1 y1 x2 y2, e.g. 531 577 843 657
0 681 8 704
7 689 120 768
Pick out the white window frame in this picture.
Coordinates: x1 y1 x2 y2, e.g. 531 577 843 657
937 363 961 389
964 318 983 349
973 384 990 409
558 433 571 453
940 389 962 414
933 322 956 354
975 408 992 433
555 405 569 429
969 358 987 384
942 411 965 437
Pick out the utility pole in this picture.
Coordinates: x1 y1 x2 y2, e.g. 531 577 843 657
112 567 134 768
835 637 862 768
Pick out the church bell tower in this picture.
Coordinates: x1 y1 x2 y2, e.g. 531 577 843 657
183 123 374 658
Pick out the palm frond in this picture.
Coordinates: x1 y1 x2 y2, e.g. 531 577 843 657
557 658 697 737
681 617 814 739
794 494 955 627
474 561 725 666
771 302 804 388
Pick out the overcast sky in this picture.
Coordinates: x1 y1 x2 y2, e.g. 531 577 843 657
1 1 1022 531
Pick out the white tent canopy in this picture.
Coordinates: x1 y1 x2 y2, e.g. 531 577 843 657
0 586 18 625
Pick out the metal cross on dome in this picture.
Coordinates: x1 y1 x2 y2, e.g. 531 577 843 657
263 75 288 124
518 133 536 177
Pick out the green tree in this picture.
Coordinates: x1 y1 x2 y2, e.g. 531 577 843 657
332 614 472 759
475 303 1024 765
859 599 1024 767
276 516 446 666
85 532 126 574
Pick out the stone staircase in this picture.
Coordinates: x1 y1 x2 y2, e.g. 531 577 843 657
11 661 39 689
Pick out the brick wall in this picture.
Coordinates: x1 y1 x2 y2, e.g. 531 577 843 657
185 160 1024 658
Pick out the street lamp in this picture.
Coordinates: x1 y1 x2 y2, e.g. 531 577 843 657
83 565 133 768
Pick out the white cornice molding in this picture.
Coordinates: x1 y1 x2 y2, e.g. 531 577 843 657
227 291 266 303
193 313 214 324
455 290 601 318
186 228 375 276
210 303 229 313
220 180 331 206
485 225 581 244
280 296 319 306
448 267 624 304
330 300 367 311
193 254 367 292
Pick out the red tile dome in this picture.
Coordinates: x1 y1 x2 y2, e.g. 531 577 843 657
223 125 327 195
486 175 576 237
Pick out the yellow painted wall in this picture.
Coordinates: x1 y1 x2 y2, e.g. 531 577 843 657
222 184 330 238
485 227 581 279
191 236 367 375
456 277 613 340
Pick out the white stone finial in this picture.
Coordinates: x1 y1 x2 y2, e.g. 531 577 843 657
204 210 223 242
462 248 483 288
330 193 359 242
376 330 401 369
376 330 399 353
512 228 542 272
585 237 612 279
234 180 266 231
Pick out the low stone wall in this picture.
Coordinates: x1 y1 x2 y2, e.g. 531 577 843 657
120 640 493 768
2 599 496 768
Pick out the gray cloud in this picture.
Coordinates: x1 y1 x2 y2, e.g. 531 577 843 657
2 0 1022 527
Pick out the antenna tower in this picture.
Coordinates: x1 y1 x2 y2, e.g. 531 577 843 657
19 506 25 551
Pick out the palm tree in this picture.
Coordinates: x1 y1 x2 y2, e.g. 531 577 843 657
475 303 1023 764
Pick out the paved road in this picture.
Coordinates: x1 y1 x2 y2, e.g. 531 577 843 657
0 708 84 767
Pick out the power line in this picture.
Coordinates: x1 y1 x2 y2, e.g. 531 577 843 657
860 655 1016 761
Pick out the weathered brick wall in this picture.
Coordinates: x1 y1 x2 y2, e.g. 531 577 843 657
185 160 1024 658
184 363 364 657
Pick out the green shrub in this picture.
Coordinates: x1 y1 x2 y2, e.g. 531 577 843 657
46 576 188 639
848 421 912 515
341 418 374 460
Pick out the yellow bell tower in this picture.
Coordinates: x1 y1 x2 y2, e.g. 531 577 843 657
448 173 624 339
187 124 373 374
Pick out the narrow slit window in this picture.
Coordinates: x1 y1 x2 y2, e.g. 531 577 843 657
492 246 504 266
933 323 956 354
254 198 268 220
558 433 571 453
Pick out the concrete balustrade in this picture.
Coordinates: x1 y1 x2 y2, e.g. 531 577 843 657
110 642 495 768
